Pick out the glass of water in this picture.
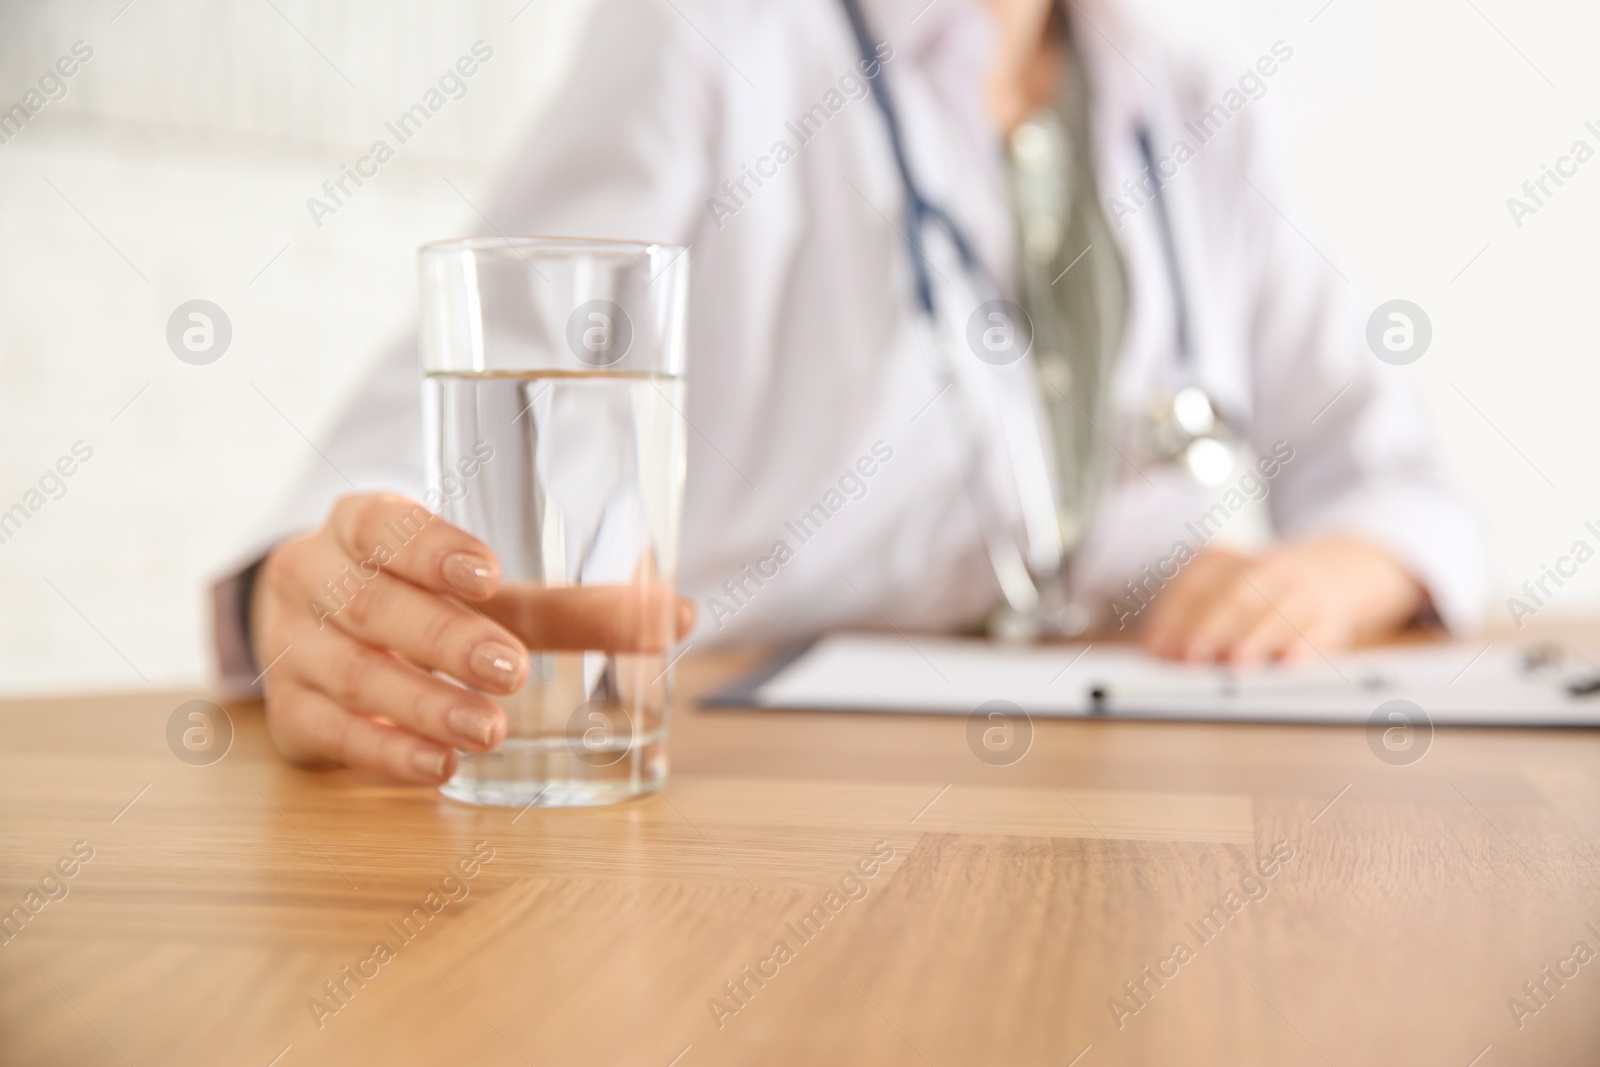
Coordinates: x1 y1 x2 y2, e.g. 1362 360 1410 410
417 237 689 807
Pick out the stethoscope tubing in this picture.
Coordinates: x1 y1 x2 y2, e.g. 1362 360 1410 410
835 0 991 317
837 0 1194 381
1137 125 1195 374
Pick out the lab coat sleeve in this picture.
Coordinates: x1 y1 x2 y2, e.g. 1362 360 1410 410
209 0 723 692
1230 98 1487 633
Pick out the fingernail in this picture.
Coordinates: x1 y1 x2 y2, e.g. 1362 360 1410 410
412 747 448 779
470 641 524 690
447 705 500 750
443 552 495 598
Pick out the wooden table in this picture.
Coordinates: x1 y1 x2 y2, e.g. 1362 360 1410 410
3 635 1599 1066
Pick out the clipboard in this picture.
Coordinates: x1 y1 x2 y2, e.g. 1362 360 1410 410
702 632 1600 726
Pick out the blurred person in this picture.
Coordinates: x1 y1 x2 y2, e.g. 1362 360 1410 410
215 0 1484 782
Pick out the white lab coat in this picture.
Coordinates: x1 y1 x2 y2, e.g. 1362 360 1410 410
216 0 1485 678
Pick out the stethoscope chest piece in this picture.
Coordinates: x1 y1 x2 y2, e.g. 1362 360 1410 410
1148 385 1237 488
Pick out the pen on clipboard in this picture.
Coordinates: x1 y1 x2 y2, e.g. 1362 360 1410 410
1521 643 1600 698
1084 665 1237 715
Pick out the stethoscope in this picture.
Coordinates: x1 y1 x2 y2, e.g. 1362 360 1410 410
836 0 993 320
1134 128 1238 487
836 0 1237 628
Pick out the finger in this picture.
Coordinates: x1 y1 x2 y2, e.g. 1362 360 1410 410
268 683 458 784
1142 551 1239 636
328 493 502 601
316 561 529 695
1142 552 1247 656
1278 636 1320 664
1276 608 1350 665
1226 598 1307 666
1179 574 1293 662
481 582 687 653
1140 573 1214 654
287 626 507 754
676 597 696 640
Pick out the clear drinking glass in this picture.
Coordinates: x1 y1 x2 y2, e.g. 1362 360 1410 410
417 237 689 807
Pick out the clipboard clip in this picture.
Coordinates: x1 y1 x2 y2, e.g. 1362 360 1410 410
1566 676 1600 699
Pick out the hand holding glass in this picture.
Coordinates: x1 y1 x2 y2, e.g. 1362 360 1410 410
419 237 690 807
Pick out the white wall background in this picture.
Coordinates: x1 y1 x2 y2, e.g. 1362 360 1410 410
0 0 1594 695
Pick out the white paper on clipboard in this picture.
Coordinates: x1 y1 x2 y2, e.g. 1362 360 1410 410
718 632 1600 726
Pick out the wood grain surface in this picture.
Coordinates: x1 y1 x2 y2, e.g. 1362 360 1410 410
2 636 1599 1066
